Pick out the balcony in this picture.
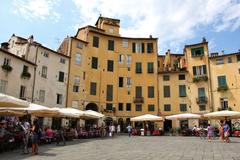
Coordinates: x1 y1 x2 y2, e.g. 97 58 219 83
217 85 228 91
196 96 208 104
1 64 12 72
21 71 31 79
133 97 144 103
193 75 208 83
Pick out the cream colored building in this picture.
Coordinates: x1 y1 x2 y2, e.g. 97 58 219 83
0 47 35 101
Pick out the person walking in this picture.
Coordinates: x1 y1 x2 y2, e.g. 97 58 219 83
219 121 224 141
56 127 66 146
111 124 115 138
31 119 40 155
223 121 230 143
126 124 132 137
117 124 121 135
207 124 213 142
100 123 105 139
20 120 30 154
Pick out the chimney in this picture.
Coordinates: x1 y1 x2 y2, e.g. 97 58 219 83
1 42 9 50
221 50 224 55
202 37 206 42
149 35 152 38
28 35 34 43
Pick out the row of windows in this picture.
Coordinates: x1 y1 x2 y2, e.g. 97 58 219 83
216 55 240 65
163 74 185 81
163 104 206 111
41 51 66 64
93 36 154 53
41 66 65 82
114 103 155 112
163 85 187 98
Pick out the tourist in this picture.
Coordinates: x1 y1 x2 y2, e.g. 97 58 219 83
100 123 105 139
117 124 121 135
31 119 40 155
56 127 66 146
110 124 115 138
219 121 224 141
126 124 132 137
45 126 54 143
192 125 197 136
223 121 230 143
207 124 213 142
20 120 30 154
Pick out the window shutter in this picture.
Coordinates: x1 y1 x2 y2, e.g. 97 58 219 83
222 76 226 86
141 43 145 53
203 65 207 74
132 43 136 53
193 66 196 75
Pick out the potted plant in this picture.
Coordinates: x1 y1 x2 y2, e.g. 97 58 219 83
1 64 12 72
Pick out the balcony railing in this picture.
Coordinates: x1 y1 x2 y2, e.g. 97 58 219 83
196 96 208 104
217 85 228 91
193 75 208 83
133 97 144 103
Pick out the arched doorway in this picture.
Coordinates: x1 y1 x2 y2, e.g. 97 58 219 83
85 103 98 111
118 118 124 132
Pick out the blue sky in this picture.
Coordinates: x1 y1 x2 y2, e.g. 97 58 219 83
0 0 240 54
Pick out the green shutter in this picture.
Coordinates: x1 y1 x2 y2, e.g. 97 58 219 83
218 76 227 87
193 66 196 75
132 43 136 53
141 43 145 53
203 65 207 74
179 85 186 97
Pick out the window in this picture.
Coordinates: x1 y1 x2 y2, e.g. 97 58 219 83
236 55 240 62
164 104 171 111
148 86 154 98
135 86 142 98
180 104 187 112
23 65 29 73
126 103 131 111
108 40 114 51
58 71 64 82
141 43 145 53
132 43 136 53
20 85 26 99
179 85 186 97
163 75 170 81
39 90 45 102
147 62 154 73
72 101 78 108
90 82 97 95
136 104 142 111
83 72 86 80
91 57 98 69
122 39 128 48
179 74 185 80
60 57 65 64
93 36 99 48
106 85 113 101
220 98 228 110
198 88 205 97
0 80 7 93
3 58 10 66
75 53 81 65
77 42 83 49
228 57 232 63
147 43 153 53
119 77 123 87
126 55 132 65
118 54 124 64
107 60 114 72
216 57 224 65
192 65 207 76
199 105 206 111
74 76 80 84
118 103 123 111
164 86 170 98
218 76 227 87
148 104 155 111
57 94 63 104
106 103 113 110
135 62 142 73
126 77 131 87
191 47 204 57
41 66 47 78
43 51 49 57
132 43 144 53
73 86 79 92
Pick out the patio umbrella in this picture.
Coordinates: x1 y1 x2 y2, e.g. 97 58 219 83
27 103 59 117
56 108 84 118
165 113 201 120
130 114 163 122
81 110 105 119
0 93 29 107
0 107 27 117
203 110 240 119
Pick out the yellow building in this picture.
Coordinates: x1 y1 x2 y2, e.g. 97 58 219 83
59 17 159 127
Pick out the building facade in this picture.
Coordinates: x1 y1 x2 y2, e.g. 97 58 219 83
0 47 35 101
59 17 159 126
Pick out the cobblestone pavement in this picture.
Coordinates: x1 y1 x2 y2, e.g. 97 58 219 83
1 136 240 160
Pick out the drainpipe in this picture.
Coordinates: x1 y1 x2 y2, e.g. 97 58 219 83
65 37 72 108
207 45 214 112
31 45 39 103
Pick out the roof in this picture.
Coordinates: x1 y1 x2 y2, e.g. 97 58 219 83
95 16 120 26
0 48 36 66
75 25 105 37
185 41 208 48
70 36 88 44
209 52 240 59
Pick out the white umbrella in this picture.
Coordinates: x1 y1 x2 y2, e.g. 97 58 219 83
0 107 27 116
56 108 84 118
130 114 163 122
81 110 105 119
165 113 201 120
27 103 59 117
203 110 240 119
0 93 29 107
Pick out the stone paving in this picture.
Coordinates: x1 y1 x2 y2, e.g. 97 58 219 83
1 136 240 160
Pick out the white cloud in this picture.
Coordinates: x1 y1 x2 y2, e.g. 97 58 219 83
72 0 240 53
12 0 60 23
